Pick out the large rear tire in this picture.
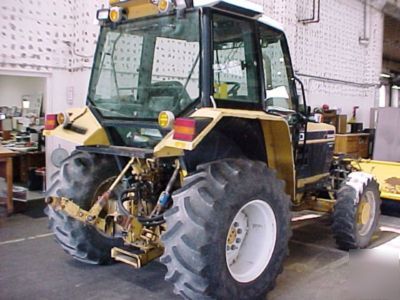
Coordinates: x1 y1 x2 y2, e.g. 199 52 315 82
332 173 381 250
161 159 291 299
46 151 123 264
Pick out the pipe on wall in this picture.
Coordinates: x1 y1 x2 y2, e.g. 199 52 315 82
359 0 371 45
296 72 380 88
298 0 320 24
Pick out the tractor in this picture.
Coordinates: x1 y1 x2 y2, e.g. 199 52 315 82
44 0 381 299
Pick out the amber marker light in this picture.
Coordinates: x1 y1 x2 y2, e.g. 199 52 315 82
158 111 175 130
109 7 124 23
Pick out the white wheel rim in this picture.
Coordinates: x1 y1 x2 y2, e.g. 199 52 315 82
225 199 277 283
358 191 376 236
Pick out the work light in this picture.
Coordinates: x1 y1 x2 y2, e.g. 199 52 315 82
96 8 110 21
57 112 70 128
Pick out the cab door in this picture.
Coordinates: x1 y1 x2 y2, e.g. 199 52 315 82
257 24 335 186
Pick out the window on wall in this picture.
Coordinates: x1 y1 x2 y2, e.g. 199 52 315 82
259 25 296 111
212 13 260 105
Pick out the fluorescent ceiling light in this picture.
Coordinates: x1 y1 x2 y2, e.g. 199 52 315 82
393 85 400 90
380 73 391 78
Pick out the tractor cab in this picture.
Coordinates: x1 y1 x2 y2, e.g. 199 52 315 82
89 0 304 147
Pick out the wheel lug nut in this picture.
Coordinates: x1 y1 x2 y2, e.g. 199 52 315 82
237 228 242 234
233 222 239 227
236 238 241 243
231 245 237 250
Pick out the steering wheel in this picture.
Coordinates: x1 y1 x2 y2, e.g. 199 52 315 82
226 82 241 97
148 81 191 115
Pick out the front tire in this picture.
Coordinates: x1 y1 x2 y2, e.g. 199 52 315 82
46 151 123 264
332 173 381 250
161 159 291 299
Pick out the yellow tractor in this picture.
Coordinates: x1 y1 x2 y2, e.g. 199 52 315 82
44 1 381 299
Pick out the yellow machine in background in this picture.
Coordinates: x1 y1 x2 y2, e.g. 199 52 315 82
354 160 400 201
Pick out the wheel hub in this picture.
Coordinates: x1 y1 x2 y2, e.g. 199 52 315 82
357 191 376 236
225 200 277 283
226 212 247 263
227 227 238 246
358 202 371 225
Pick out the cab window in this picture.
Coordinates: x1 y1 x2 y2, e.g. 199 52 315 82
212 13 260 107
259 25 296 111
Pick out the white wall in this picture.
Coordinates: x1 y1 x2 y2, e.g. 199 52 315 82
252 0 385 127
45 69 91 113
0 75 45 108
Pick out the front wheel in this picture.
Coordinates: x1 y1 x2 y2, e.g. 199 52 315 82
161 159 291 299
332 173 381 250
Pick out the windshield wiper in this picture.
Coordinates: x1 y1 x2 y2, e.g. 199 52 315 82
88 103 132 118
126 24 160 33
183 52 200 91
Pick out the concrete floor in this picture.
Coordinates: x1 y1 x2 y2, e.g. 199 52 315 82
1 205 400 300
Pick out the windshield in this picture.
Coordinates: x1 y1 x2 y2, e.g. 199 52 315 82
88 11 200 119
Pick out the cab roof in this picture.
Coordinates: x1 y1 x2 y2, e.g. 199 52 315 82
108 0 284 31
194 0 284 31
193 0 263 17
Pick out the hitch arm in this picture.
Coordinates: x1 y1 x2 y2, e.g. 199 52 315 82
47 197 107 230
88 157 135 220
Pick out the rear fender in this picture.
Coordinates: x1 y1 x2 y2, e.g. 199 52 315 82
43 107 109 146
154 108 295 199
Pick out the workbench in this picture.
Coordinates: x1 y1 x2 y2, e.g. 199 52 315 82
334 133 370 158
12 151 45 183
0 146 16 214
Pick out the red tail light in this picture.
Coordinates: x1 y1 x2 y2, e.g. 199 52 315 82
45 114 58 130
173 118 196 141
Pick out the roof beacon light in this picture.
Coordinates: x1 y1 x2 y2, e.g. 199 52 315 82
109 6 125 23
157 0 174 13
